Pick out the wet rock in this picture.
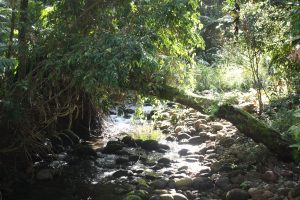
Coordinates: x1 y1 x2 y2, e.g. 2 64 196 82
192 177 214 190
159 194 174 200
157 158 171 165
126 190 150 200
112 170 133 178
172 193 188 200
226 189 249 200
178 149 190 157
159 121 171 130
166 136 176 142
122 136 137 147
261 170 278 183
211 122 224 132
210 162 222 173
194 120 209 131
116 157 130 165
36 169 53 180
215 175 231 190
72 144 97 157
151 179 169 189
248 188 274 199
153 189 169 194
177 133 191 141
140 140 160 151
175 126 185 133
218 137 235 148
125 108 135 114
185 158 198 163
159 144 171 150
188 135 209 145
102 141 124 154
175 177 193 189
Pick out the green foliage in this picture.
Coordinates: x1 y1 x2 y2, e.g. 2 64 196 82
130 123 162 141
195 64 252 91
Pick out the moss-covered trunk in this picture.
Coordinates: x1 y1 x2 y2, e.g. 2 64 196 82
215 105 295 161
144 86 296 162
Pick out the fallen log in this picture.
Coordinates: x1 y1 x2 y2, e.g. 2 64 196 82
215 104 295 162
140 86 296 162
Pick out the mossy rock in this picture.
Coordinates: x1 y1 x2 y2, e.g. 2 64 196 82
127 190 150 200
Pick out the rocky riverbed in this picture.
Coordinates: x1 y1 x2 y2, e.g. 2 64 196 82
8 102 300 200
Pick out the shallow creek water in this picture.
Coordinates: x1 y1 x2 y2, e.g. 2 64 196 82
11 104 209 200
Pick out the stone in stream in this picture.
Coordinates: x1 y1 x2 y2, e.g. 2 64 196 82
112 170 133 178
192 177 214 190
122 136 137 147
175 177 193 189
150 179 169 189
102 141 124 154
211 122 224 132
178 149 191 157
188 134 210 145
126 190 150 200
71 144 97 157
226 188 250 200
157 157 172 165
175 126 185 133
194 120 209 131
159 194 174 200
177 133 191 141
248 188 274 199
172 193 188 200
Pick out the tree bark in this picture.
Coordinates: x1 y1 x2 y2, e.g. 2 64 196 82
142 85 296 162
215 104 295 161
7 0 17 58
18 0 29 80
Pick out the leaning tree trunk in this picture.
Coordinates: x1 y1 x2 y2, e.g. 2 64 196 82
215 104 295 161
141 85 296 162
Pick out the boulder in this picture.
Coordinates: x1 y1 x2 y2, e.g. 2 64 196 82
102 141 124 154
159 194 174 200
140 140 160 151
175 177 193 189
122 136 137 147
192 177 214 190
226 188 249 200
175 126 185 133
177 133 191 141
261 170 278 183
112 170 133 178
188 134 209 145
172 193 188 200
211 122 224 132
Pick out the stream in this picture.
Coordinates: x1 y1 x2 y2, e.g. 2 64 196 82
8 102 300 200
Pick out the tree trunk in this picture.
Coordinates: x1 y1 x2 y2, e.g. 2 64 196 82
18 0 29 80
143 86 296 162
215 104 295 161
7 0 17 58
